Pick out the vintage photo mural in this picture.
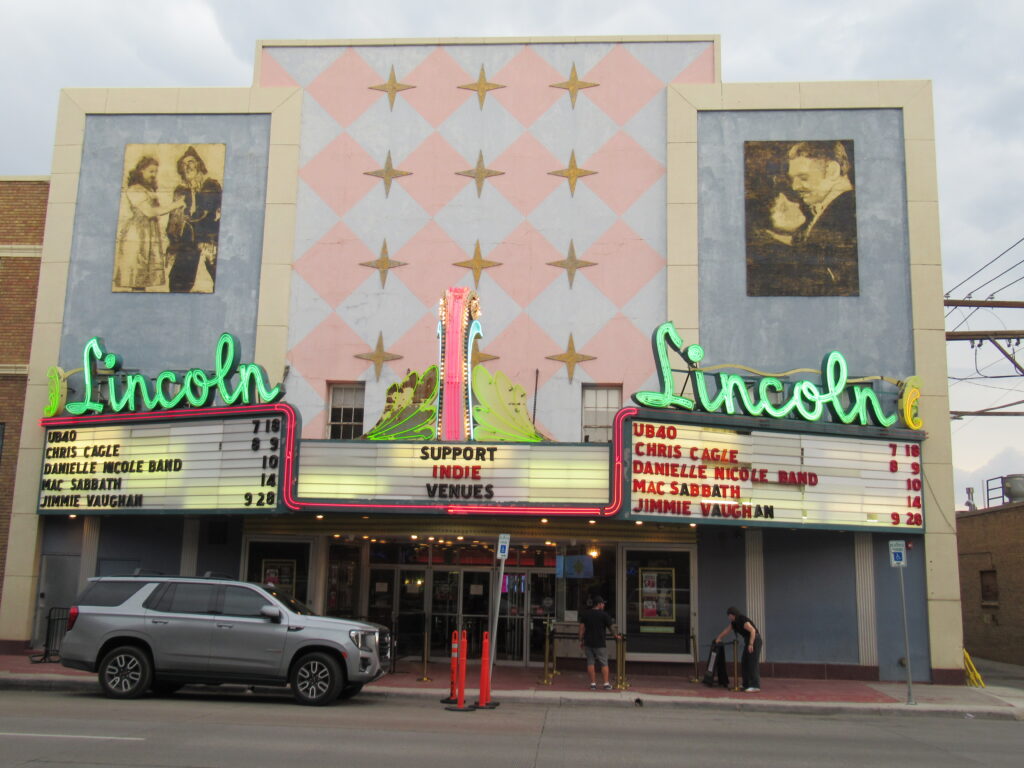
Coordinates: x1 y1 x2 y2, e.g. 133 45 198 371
744 140 858 297
113 143 224 294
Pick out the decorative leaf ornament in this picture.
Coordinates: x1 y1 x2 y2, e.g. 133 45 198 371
363 366 439 440
471 366 546 443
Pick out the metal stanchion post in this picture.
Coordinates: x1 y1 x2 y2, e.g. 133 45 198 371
614 635 630 691
417 626 431 682
551 620 561 678
731 638 742 691
689 633 700 683
538 619 554 685
440 630 458 704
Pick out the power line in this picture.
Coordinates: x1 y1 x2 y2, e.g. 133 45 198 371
945 234 1024 298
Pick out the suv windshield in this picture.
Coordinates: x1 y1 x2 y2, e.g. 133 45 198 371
264 587 318 616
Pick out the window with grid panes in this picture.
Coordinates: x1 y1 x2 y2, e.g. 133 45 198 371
327 384 365 439
582 385 621 443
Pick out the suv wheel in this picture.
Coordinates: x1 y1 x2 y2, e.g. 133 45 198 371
291 652 343 706
99 646 152 699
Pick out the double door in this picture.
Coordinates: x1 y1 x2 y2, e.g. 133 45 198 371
368 567 553 664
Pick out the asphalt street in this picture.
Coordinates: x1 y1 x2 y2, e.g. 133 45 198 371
0 688 1020 768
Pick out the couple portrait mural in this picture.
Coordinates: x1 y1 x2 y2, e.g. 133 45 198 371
112 143 224 294
744 140 858 297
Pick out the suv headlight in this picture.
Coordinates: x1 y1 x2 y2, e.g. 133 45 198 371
350 629 376 652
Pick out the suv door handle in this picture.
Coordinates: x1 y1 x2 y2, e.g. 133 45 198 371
151 619 169 625
216 623 234 629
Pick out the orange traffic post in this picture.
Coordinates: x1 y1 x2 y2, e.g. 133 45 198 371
476 631 499 709
446 629 475 711
439 630 458 704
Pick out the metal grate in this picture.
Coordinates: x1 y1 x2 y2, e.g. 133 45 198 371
30 607 70 663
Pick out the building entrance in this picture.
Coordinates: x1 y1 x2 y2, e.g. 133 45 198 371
362 565 555 665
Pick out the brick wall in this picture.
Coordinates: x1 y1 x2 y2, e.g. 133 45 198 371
0 178 47 612
0 256 40 364
0 181 49 245
957 504 1024 665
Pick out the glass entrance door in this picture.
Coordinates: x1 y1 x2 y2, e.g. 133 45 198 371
460 570 490 658
430 570 460 658
396 570 426 660
622 547 695 660
495 572 526 661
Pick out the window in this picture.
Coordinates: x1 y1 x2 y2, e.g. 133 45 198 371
221 586 271 617
152 583 217 614
327 384 365 439
582 385 621 443
980 570 999 606
76 580 151 607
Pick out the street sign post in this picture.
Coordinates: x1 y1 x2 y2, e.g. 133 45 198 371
488 534 511 675
889 539 915 705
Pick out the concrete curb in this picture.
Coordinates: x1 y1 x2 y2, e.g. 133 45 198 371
1 675 1020 721
366 685 1024 721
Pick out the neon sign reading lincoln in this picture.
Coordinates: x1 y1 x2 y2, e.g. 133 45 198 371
45 333 282 417
632 323 923 430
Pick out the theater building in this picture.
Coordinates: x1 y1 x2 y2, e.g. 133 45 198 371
0 36 961 681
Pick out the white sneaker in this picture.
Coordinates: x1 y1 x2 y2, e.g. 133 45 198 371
744 687 760 692
589 682 596 690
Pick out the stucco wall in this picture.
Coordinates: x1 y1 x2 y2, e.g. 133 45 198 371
59 114 271 374
696 108 913 381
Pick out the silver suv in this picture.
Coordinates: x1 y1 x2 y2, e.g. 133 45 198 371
61 576 391 705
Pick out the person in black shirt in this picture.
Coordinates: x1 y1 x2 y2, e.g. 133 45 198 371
578 596 620 690
715 606 762 692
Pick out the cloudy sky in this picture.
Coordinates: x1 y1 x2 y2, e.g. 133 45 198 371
3 0 1023 503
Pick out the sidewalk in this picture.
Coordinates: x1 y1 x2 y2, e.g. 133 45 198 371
2 652 1021 720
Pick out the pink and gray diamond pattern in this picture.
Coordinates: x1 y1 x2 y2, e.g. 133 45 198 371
259 41 716 439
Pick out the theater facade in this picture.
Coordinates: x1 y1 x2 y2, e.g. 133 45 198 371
0 36 960 682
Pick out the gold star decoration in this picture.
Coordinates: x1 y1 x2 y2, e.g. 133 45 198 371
546 334 596 382
455 151 505 197
360 239 407 287
453 240 502 287
364 150 412 197
458 65 506 109
471 339 499 368
547 240 596 288
548 150 597 197
550 63 599 108
355 332 403 381
369 65 416 110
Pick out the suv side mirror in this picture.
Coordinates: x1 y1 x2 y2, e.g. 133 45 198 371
260 606 282 623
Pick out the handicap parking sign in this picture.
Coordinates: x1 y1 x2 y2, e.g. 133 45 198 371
888 540 907 568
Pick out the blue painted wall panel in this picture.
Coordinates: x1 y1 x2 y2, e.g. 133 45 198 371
697 527 746 646
873 533 931 681
60 114 271 376
696 109 913 387
196 518 244 578
763 529 859 663
95 516 183 577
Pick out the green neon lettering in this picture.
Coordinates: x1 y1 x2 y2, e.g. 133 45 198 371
108 373 159 412
59 333 282 416
632 323 695 410
154 371 187 409
65 338 108 415
631 324 904 427
694 371 766 416
233 363 282 405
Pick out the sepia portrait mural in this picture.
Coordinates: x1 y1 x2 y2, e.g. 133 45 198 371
744 140 858 297
112 143 224 294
